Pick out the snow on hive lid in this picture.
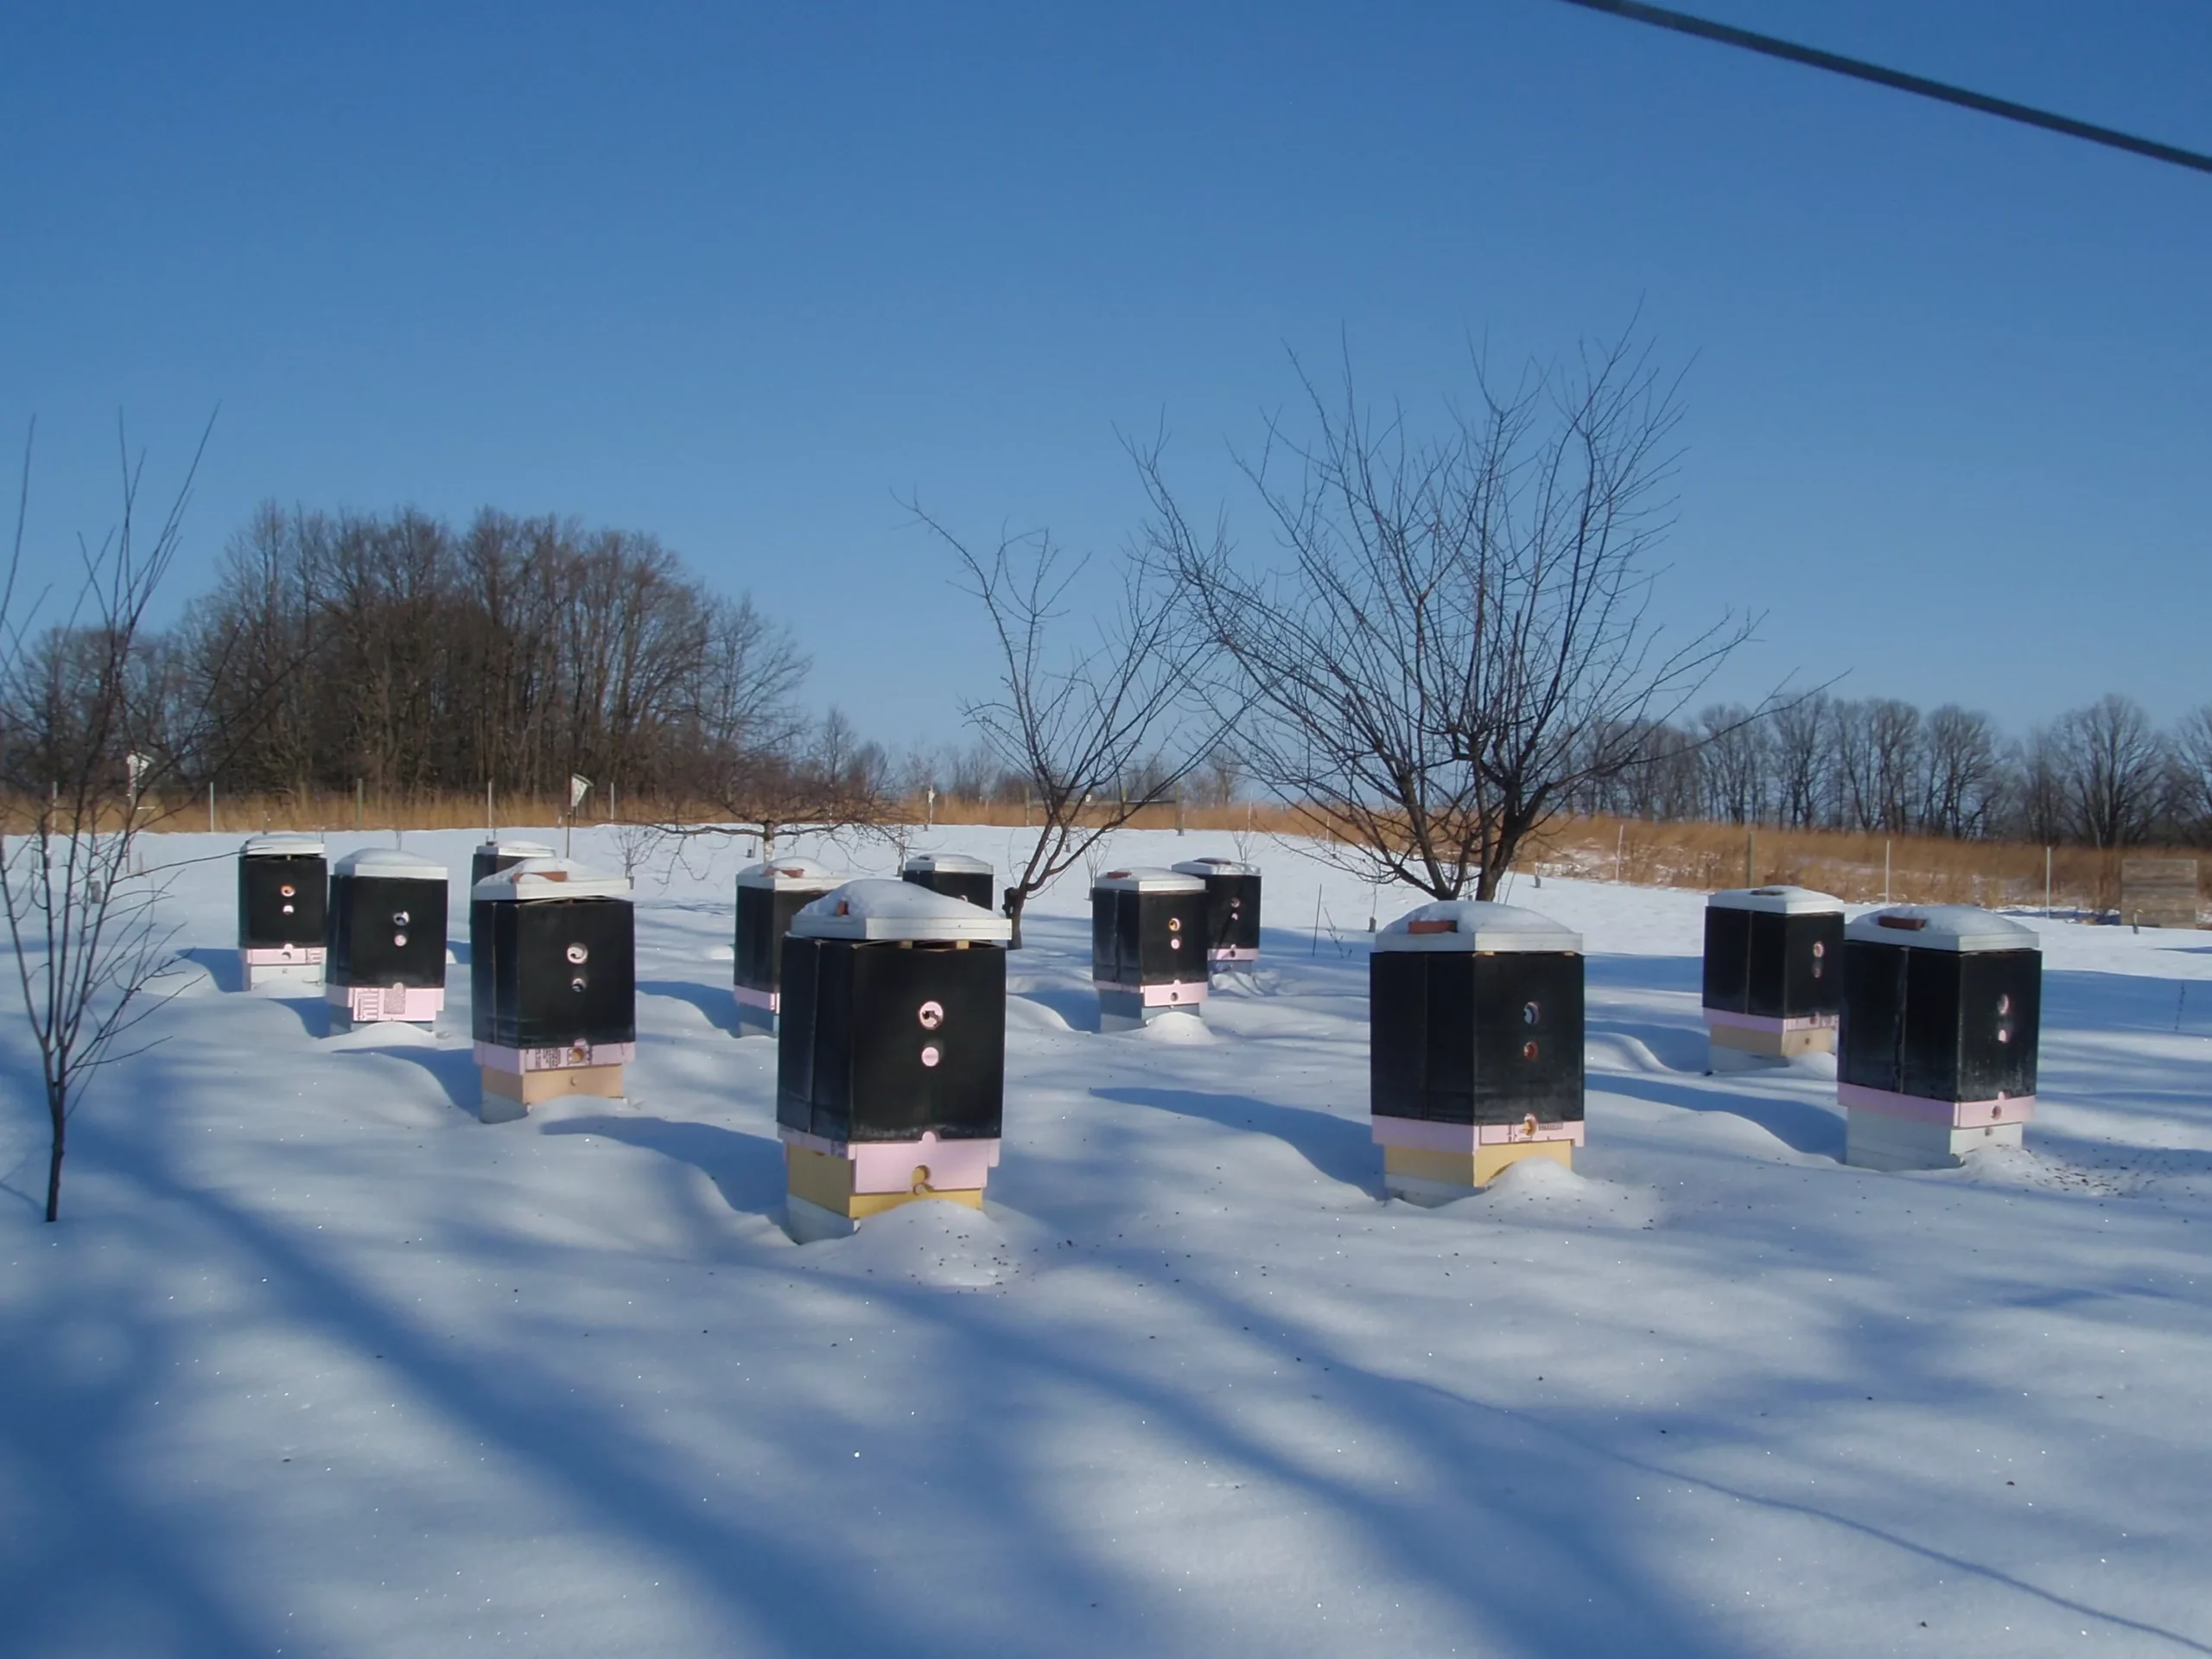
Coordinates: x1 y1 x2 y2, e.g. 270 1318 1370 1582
1707 885 1843 916
791 878 1011 943
334 847 448 882
1847 905 2037 953
1374 899 1582 954
1093 867 1205 894
736 857 842 890
471 857 631 903
478 837 556 860
1173 856 1260 878
902 851 993 875
242 833 325 858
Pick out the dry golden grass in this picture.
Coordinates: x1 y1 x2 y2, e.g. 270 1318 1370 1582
1526 815 2199 918
96 791 2198 919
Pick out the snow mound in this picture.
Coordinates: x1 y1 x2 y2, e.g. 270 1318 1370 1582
704 943 734 962
323 1020 444 1051
163 955 220 998
1128 1011 1215 1044
1949 1143 2137 1197
797 1200 1028 1289
1471 1155 1662 1225
1584 1031 1685 1075
1005 996 1073 1032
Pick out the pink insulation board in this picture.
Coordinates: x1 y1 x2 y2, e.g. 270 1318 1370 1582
1096 979 1211 1007
1838 1081 2035 1129
328 984 443 1023
473 1039 638 1074
1702 1008 1840 1034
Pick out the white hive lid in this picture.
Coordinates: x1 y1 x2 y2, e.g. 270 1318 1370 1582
1173 856 1260 878
243 833 325 858
792 878 1011 944
736 857 842 891
1093 866 1205 894
903 851 993 875
1847 905 2038 953
335 848 448 882
478 838 556 860
471 857 631 903
1708 885 1844 916
1374 899 1582 954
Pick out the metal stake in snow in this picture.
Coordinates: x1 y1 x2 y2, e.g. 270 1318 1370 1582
1311 884 1323 957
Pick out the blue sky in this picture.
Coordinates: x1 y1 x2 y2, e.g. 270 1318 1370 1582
4 2 2207 753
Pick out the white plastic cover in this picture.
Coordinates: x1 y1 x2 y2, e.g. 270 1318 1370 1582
335 847 449 882
471 857 632 903
243 833 325 858
1707 885 1843 916
1173 857 1260 878
903 852 993 875
1093 867 1205 894
735 857 842 891
791 878 1011 943
1373 899 1582 954
1847 905 2038 953
478 838 556 861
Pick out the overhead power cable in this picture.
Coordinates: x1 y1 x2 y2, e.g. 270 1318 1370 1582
1551 0 2212 176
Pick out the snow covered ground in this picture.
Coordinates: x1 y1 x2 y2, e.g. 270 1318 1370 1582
3 823 2209 1657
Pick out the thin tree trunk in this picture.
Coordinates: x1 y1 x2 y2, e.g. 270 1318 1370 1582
46 1084 64 1224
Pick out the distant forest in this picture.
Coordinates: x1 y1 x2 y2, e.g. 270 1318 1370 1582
23 501 2212 851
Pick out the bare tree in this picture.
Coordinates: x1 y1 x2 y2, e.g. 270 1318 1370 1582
910 510 1221 947
2054 694 2165 849
1144 335 1757 900
1697 701 1770 824
2166 703 2212 845
1769 690 1830 829
0 423 205 1222
669 708 893 862
1916 703 2003 838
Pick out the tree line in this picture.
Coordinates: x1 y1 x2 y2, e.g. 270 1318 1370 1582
1572 690 2212 849
1 501 888 820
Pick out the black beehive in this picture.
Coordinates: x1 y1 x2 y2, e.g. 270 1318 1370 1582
238 836 327 950
1840 906 2040 1103
327 849 449 989
775 880 1009 1143
901 853 995 913
1370 902 1585 1126
734 860 842 1011
1702 887 1845 1021
471 838 556 889
470 864 635 1052
1173 858 1262 962
1091 870 1211 988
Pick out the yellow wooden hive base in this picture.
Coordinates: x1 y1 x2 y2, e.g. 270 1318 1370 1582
479 1063 626 1116
1382 1139 1572 1198
785 1142 984 1221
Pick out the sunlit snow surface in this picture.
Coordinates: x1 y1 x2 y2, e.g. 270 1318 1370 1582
3 826 2209 1657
